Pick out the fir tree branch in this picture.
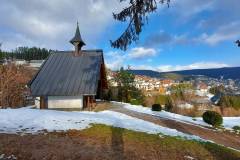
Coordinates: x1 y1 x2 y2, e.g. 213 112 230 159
111 0 170 50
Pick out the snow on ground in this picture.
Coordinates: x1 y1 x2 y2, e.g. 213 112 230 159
177 103 193 109
0 108 202 140
206 93 214 100
114 102 240 129
222 117 240 129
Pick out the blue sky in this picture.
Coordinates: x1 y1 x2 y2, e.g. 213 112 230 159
0 0 239 72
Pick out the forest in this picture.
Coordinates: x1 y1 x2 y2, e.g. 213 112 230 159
0 46 52 61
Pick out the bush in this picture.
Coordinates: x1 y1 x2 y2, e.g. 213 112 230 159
202 111 223 127
152 104 162 111
165 96 173 111
233 126 240 131
130 99 141 105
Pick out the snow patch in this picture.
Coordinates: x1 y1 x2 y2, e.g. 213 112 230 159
177 103 193 109
0 108 202 140
206 93 214 100
184 155 195 160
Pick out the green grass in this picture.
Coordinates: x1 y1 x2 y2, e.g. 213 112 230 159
79 124 240 160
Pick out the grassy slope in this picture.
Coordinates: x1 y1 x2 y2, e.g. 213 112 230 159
77 124 240 160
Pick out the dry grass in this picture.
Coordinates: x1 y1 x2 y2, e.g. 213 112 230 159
171 106 202 117
212 106 240 117
91 101 116 112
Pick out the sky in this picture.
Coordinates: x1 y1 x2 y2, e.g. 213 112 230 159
0 0 239 72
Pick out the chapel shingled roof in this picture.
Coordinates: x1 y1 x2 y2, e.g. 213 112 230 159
29 50 104 96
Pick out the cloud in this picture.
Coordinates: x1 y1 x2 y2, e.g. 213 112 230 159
197 21 240 45
0 0 126 51
170 0 214 22
145 20 240 47
197 0 239 30
170 0 238 24
131 65 155 71
105 51 125 70
106 53 230 72
105 47 158 70
130 62 229 72
144 31 191 47
151 0 240 47
157 62 229 72
106 59 123 71
0 32 35 51
128 47 157 59
144 31 172 47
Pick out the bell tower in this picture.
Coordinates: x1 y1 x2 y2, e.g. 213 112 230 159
70 22 86 56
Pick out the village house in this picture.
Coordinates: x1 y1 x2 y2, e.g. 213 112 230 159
133 75 162 91
197 82 208 92
106 70 175 94
158 86 166 95
161 79 173 87
195 82 209 97
28 23 107 109
106 70 118 87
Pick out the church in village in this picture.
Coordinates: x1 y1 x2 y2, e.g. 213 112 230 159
28 23 108 109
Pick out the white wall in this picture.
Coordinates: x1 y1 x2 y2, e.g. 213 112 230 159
40 96 83 109
34 96 83 109
48 96 83 109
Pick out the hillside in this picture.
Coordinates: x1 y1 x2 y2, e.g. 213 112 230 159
127 70 161 78
128 67 240 80
169 67 240 80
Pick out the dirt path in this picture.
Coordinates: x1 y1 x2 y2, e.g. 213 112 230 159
111 105 240 150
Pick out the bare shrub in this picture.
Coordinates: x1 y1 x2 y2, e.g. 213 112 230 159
0 64 35 108
212 106 240 117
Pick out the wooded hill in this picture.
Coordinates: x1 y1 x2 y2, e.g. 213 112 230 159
127 67 240 80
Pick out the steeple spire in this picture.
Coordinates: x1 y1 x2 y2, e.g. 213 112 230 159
70 22 85 53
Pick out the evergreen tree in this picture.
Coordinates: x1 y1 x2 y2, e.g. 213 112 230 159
115 67 144 103
10 46 51 61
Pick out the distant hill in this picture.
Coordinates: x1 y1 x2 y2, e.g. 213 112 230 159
127 70 160 78
127 67 240 80
127 70 186 80
168 67 240 80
